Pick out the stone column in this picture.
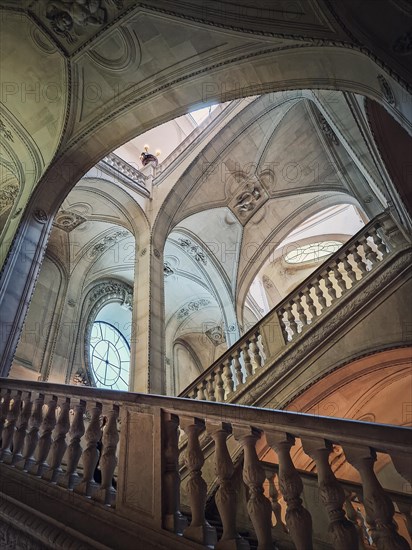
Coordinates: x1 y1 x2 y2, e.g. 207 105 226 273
207 421 250 550
302 438 358 550
343 445 410 549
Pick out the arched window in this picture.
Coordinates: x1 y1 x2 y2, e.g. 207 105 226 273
89 320 130 391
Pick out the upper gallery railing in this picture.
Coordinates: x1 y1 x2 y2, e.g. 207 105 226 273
0 379 410 549
180 211 410 403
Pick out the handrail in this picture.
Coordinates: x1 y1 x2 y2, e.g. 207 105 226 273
179 211 407 402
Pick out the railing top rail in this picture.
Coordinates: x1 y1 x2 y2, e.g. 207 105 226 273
180 211 393 397
1 378 410 454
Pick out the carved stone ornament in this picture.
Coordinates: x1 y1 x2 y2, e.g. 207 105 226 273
0 119 14 142
393 30 412 54
45 0 107 44
177 299 211 320
262 275 274 289
319 114 339 146
89 280 133 311
178 238 207 265
33 209 48 223
164 262 174 278
53 209 87 232
72 369 90 386
235 182 262 215
0 182 19 214
377 75 396 106
90 229 129 258
205 325 226 347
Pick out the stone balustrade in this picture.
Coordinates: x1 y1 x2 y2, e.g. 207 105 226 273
0 379 410 549
181 212 408 403
101 152 147 187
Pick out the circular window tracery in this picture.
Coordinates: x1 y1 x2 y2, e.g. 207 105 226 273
89 320 130 391
284 240 342 265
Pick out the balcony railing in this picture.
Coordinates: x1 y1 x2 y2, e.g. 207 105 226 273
180 212 410 404
0 379 410 549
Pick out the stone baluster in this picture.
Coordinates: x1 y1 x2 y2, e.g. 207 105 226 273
314 278 327 312
341 255 357 286
266 432 313 550
390 452 411 486
394 501 412 539
162 413 187 534
278 308 290 341
188 389 197 400
30 396 58 477
0 391 11 433
296 293 309 327
330 263 348 294
344 495 368 549
233 426 273 550
350 244 368 276
302 288 317 321
0 391 22 462
285 303 299 336
264 467 287 533
214 369 225 402
18 393 45 472
370 227 388 258
94 406 119 506
233 349 244 385
206 374 216 402
197 380 207 401
180 417 217 546
343 445 410 549
241 340 254 377
250 332 263 369
9 392 33 466
223 358 235 395
60 400 85 489
43 398 71 483
359 235 379 266
324 271 337 301
75 403 102 496
302 438 358 549
207 421 249 549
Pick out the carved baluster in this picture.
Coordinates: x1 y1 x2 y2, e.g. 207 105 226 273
241 340 253 378
18 393 45 472
285 303 299 336
223 358 235 395
206 374 216 402
29 396 57 477
302 438 358 550
341 255 357 286
263 467 287 533
330 263 348 294
350 244 368 276
207 422 249 549
296 293 309 328
324 271 337 301
343 445 410 549
214 369 225 402
233 426 273 550
0 391 11 433
266 432 313 550
59 400 85 489
197 380 207 401
314 279 327 313
9 392 33 466
302 288 317 321
43 398 71 483
188 389 197 400
395 501 412 538
75 403 102 496
278 308 290 341
359 235 378 266
233 349 244 385
344 494 368 549
370 227 388 258
181 417 217 546
94 406 119 506
250 332 263 369
0 391 21 462
390 452 411 486
162 413 187 534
